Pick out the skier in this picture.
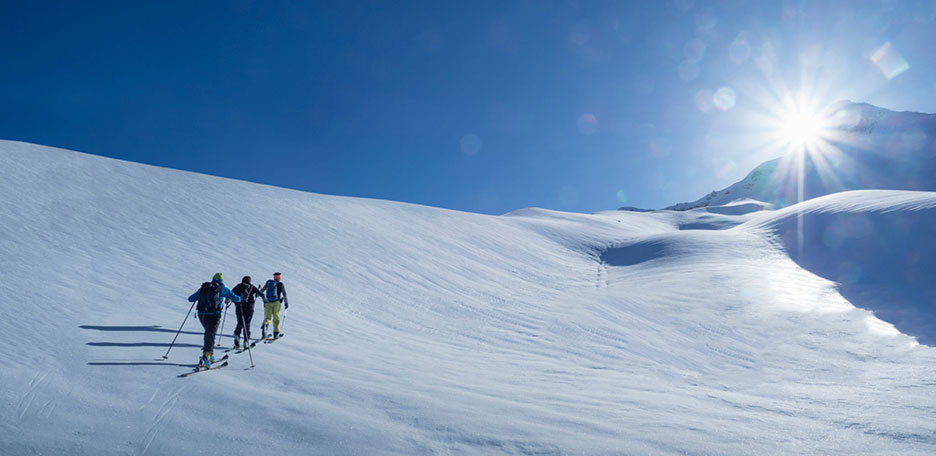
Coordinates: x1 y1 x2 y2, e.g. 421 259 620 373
231 275 265 348
260 272 288 339
188 273 241 367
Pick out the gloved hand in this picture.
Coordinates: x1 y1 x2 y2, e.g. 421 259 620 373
285 301 289 310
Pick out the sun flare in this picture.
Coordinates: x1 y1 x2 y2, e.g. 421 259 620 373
751 91 861 218
778 105 829 150
781 111 821 146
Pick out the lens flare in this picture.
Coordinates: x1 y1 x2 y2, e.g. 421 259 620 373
679 60 700 81
695 89 715 114
577 114 598 135
683 39 707 61
713 87 737 111
729 36 752 64
460 134 482 155
695 9 717 31
870 42 909 80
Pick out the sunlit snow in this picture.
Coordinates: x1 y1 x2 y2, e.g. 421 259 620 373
2 138 936 455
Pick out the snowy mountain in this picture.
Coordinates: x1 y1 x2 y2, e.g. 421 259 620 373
666 102 936 211
2 138 936 455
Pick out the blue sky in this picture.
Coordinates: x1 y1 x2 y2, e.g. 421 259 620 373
2 1 936 214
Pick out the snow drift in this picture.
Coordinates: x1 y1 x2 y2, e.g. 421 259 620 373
745 190 936 346
2 139 936 455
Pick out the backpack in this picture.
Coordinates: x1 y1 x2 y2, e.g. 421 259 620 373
265 280 279 302
196 281 222 313
235 283 251 300
236 283 258 304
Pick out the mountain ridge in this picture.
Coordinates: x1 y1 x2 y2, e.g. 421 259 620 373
657 102 936 212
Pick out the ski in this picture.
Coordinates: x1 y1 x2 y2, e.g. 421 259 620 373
178 361 228 377
178 354 230 376
263 334 285 344
234 341 259 353
224 338 261 352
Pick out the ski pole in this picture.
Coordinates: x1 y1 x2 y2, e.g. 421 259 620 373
217 301 229 348
163 300 196 359
279 306 287 334
238 306 255 368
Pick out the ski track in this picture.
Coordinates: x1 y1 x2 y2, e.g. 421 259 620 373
17 371 47 419
595 262 609 288
138 387 183 456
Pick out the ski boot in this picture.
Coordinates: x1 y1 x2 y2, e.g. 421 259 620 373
273 332 280 339
234 337 241 349
199 351 213 368
261 324 268 340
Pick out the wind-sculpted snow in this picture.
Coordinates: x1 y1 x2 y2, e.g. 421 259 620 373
704 198 775 215
744 190 936 345
2 141 936 455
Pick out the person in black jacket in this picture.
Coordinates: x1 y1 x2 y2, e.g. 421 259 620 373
231 276 265 348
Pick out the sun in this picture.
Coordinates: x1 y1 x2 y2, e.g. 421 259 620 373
777 103 829 150
780 110 823 147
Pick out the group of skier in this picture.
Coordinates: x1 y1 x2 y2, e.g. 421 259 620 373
187 272 288 367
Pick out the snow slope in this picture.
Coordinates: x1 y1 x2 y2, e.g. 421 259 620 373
666 102 936 211
2 140 936 455
745 190 936 346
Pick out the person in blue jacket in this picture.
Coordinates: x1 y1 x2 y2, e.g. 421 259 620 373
188 273 241 367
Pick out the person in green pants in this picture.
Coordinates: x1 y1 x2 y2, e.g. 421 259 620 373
261 272 288 339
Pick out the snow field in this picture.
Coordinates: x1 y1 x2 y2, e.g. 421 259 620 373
2 140 936 455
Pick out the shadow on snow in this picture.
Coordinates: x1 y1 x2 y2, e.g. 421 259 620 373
599 240 669 267
79 325 203 336
86 342 202 348
770 206 936 346
87 362 197 367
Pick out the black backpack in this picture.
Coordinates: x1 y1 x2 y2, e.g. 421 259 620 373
196 281 222 312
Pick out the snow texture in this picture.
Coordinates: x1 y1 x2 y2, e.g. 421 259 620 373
2 139 936 455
